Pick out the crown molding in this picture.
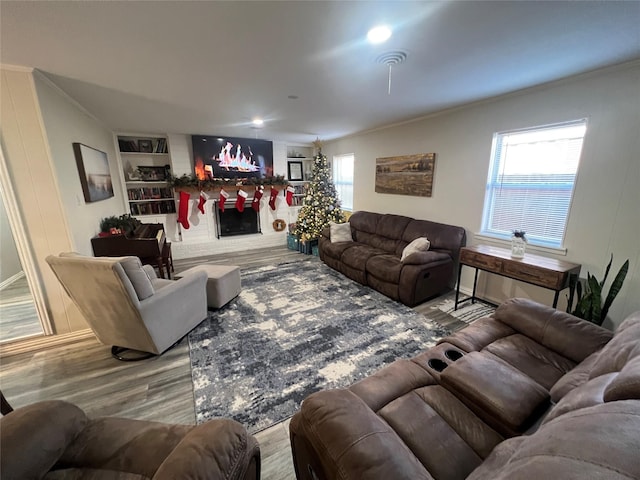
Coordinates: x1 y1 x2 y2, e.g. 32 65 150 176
0 63 34 73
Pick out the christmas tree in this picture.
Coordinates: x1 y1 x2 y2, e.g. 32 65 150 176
294 142 346 242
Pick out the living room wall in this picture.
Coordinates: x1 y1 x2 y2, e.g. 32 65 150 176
1 67 87 334
32 71 125 256
324 61 640 328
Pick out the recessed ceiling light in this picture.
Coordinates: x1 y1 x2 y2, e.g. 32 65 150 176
252 118 264 126
367 25 392 44
288 95 299 100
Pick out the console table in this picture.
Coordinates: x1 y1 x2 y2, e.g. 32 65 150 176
455 245 581 310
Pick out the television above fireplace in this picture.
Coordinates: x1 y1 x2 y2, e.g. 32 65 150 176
192 135 273 180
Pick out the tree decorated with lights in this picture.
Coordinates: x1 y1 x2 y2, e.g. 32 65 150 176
294 139 346 241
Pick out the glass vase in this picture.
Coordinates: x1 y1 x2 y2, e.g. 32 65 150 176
511 236 526 259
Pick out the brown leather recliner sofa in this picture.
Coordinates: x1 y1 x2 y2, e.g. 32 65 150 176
319 211 466 306
0 399 260 480
289 298 640 480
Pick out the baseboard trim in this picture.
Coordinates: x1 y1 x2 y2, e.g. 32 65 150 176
0 329 96 357
0 271 25 290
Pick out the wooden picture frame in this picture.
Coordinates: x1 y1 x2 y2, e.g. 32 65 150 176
375 153 436 197
138 139 153 153
72 143 114 203
288 161 304 181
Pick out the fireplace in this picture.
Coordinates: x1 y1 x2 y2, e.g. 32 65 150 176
214 202 261 238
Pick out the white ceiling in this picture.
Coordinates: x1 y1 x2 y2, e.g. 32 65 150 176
2 1 639 144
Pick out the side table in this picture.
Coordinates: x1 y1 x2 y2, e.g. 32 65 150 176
455 245 581 310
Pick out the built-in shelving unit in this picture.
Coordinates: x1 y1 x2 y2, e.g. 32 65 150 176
286 145 313 210
116 135 176 217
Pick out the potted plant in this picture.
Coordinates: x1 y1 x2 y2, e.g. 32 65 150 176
566 254 629 326
99 216 123 236
98 214 141 237
511 230 527 258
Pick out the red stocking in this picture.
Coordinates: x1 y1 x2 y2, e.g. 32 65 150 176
269 187 279 210
235 189 248 212
219 189 229 212
177 191 190 229
198 191 208 214
285 186 295 206
252 187 264 212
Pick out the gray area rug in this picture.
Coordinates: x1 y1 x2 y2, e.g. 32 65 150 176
434 297 496 323
188 259 450 433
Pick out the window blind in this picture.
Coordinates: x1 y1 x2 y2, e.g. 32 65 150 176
481 120 587 248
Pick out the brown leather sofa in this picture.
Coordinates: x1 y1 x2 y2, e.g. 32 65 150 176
289 298 640 479
319 211 466 306
0 399 260 480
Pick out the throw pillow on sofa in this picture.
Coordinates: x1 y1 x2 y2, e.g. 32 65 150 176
401 237 431 262
330 222 353 243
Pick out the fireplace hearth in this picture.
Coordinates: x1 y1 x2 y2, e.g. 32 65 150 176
214 202 261 238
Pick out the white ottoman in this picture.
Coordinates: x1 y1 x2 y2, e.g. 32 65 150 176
178 264 241 309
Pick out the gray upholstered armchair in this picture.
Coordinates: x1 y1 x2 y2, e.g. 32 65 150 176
46 253 208 360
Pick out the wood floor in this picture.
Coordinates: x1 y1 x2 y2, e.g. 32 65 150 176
0 246 463 479
0 274 43 342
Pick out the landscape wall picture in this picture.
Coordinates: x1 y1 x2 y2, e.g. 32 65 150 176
375 153 436 197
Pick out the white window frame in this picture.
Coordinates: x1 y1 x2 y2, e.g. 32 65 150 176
332 153 354 211
480 119 587 251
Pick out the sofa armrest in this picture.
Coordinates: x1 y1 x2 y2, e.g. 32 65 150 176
154 418 260 480
290 389 433 480
320 226 331 239
57 417 192 477
493 298 613 363
57 416 259 480
0 401 88 480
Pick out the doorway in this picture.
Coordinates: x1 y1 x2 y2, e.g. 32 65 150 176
0 148 50 343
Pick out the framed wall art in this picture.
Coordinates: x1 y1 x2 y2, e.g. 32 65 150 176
288 161 304 181
375 153 436 197
72 143 114 203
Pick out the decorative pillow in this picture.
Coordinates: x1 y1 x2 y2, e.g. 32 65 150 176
330 222 353 243
119 257 155 300
401 237 431 262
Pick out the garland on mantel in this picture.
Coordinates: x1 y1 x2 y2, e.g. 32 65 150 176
168 173 288 192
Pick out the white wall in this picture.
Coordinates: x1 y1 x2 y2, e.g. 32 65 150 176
0 67 86 334
324 62 640 329
33 72 125 255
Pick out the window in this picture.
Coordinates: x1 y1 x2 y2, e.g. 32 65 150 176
481 119 587 248
333 153 354 211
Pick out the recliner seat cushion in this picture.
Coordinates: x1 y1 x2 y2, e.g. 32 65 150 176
467 401 640 480
483 334 576 390
320 240 356 261
366 254 403 283
340 245 386 270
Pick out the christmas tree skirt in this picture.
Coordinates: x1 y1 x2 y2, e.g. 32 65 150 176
188 259 450 434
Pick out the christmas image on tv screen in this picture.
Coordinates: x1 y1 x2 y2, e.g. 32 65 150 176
192 135 273 180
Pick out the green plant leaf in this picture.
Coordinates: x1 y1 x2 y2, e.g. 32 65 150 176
587 274 602 322
601 259 629 321
600 253 613 289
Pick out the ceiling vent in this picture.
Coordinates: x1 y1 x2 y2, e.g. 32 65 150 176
374 51 408 95
375 50 408 66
